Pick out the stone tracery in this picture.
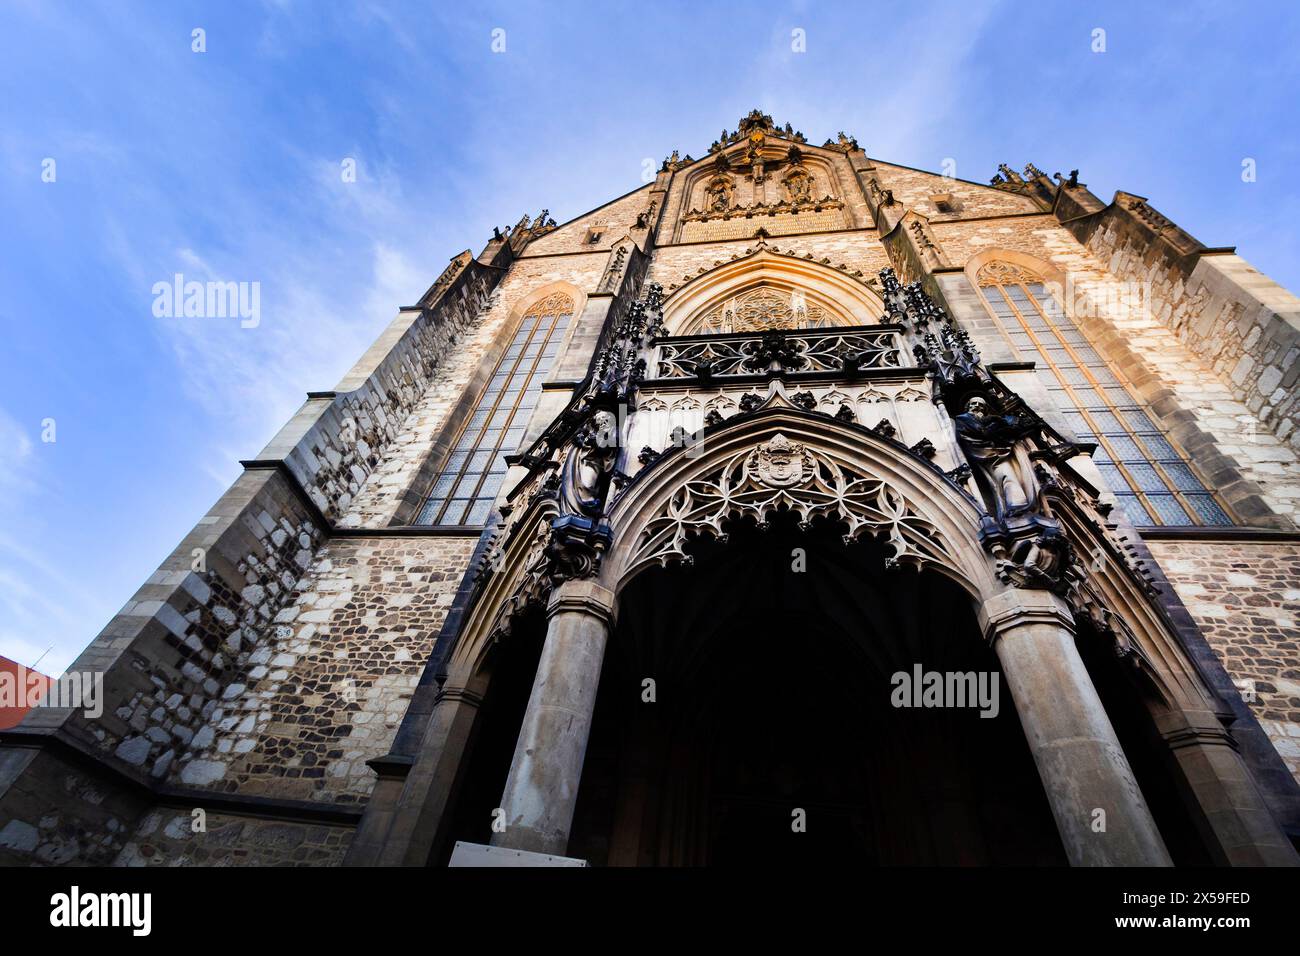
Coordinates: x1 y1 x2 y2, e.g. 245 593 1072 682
624 432 952 577
696 285 834 332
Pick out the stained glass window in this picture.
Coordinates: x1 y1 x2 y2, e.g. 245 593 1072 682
976 262 1232 527
415 292 573 526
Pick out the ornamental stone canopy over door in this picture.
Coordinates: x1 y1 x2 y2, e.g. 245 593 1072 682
3 110 1298 870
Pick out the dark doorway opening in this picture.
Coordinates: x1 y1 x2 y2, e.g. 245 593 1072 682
568 511 1067 865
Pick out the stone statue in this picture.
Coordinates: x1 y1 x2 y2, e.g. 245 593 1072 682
785 169 813 203
952 394 1040 526
706 175 734 212
558 410 620 519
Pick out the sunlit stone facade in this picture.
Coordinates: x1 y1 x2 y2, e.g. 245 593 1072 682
2 111 1298 867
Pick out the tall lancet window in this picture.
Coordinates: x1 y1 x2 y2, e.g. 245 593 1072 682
976 261 1232 528
415 292 573 526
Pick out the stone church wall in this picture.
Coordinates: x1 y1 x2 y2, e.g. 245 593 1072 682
160 535 476 803
1149 540 1300 783
520 185 654 256
870 161 1043 220
273 265 498 522
344 253 609 528
646 232 892 299
1077 207 1300 455
678 208 848 243
114 808 353 867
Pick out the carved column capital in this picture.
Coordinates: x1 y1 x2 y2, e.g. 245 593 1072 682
546 579 616 627
978 588 1075 645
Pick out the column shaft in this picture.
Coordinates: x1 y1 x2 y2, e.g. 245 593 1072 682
492 580 614 856
345 674 486 866
983 590 1172 866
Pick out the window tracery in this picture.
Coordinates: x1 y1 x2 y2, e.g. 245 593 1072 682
696 285 833 333
415 292 574 526
976 261 1231 527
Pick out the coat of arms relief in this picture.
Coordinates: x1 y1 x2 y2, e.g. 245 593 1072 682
747 433 815 489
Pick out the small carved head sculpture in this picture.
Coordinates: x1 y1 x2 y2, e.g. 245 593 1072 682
964 395 990 419
589 409 620 449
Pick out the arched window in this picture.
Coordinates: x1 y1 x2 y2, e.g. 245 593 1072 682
976 261 1232 527
415 292 574 526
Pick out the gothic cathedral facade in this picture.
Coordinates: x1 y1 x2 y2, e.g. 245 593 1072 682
3 111 1299 866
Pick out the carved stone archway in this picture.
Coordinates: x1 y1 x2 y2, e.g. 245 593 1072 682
599 411 994 602
349 268 1299 869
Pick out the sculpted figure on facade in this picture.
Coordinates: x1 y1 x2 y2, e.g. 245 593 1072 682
952 393 1042 529
784 167 814 204
558 411 620 520
705 174 735 212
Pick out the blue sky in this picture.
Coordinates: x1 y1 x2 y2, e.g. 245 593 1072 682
2 0 1298 676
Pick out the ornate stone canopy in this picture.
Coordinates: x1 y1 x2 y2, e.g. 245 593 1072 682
601 413 994 599
622 430 950 576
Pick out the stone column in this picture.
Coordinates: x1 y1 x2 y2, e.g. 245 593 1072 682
1157 712 1300 866
346 673 487 866
491 579 615 857
980 590 1172 866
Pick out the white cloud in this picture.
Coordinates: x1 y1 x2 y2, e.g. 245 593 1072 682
0 407 38 501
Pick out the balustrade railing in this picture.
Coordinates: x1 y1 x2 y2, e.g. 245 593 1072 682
651 325 906 380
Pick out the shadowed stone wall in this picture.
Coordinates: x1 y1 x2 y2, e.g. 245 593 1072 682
114 809 353 867
1150 540 1300 783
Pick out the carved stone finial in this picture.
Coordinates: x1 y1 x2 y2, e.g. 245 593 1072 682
821 131 860 153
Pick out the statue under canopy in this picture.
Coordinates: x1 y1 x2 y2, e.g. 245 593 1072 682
951 393 1042 531
558 409 620 520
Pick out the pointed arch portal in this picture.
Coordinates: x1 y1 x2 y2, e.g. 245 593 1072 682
352 411 1292 868
660 247 886 334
